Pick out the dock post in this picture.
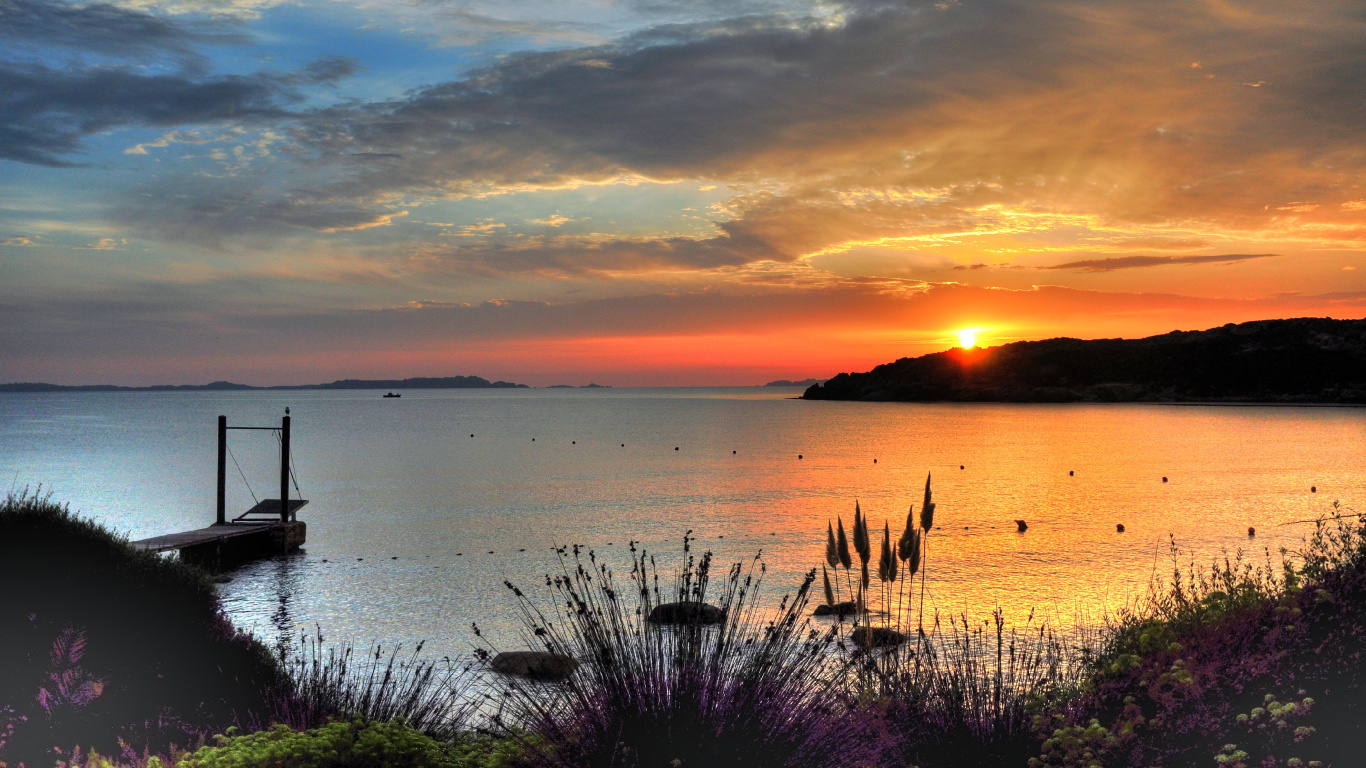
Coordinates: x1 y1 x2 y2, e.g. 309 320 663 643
217 415 227 526
280 415 291 522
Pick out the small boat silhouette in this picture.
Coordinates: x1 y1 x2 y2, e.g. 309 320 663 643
383 392 401 398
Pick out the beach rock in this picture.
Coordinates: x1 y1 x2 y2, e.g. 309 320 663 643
851 626 906 650
648 601 727 625
813 601 857 617
490 651 579 681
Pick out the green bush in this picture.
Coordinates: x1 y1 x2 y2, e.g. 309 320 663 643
177 720 523 768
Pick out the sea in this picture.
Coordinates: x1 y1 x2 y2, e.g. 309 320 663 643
2 387 1363 661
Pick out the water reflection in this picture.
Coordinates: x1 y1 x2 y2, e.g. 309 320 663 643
1 389 1362 663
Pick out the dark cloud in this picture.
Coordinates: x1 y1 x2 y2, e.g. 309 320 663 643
0 63 294 166
1045 253 1278 272
278 56 362 87
0 0 355 166
0 0 246 64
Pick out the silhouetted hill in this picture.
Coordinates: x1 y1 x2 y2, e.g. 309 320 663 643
0 375 527 393
763 378 824 387
803 318 1366 404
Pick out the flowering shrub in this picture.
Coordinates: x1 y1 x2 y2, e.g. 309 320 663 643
1035 507 1366 767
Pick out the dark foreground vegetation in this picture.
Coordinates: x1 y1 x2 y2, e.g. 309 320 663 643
803 317 1366 403
4 487 1366 767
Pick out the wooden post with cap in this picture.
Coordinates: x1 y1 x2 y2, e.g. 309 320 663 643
217 415 227 526
280 414 291 523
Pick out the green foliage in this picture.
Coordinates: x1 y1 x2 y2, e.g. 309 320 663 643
177 720 522 768
1096 541 1285 676
1029 718 1115 768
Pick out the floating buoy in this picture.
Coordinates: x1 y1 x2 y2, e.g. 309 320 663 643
322 558 329 562
470 434 474 437
357 558 363 561
1015 519 1028 532
572 440 576 444
456 553 462 556
1311 486 1317 493
1248 527 1256 537
798 454 804 459
718 535 724 538
487 550 494 554
391 556 398 560
518 548 525 552
960 465 965 469
532 438 535 441
622 444 625 447
675 446 679 451
733 450 737 454
874 458 878 463
1162 477 1168 483
1069 470 1074 476
1116 524 1125 533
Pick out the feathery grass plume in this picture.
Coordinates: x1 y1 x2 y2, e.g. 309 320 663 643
918 473 935 650
900 528 922 576
822 565 836 607
825 522 838 570
895 506 917 635
879 522 895 584
492 541 871 768
898 505 916 554
920 473 935 532
861 560 870 591
854 502 871 566
836 518 852 569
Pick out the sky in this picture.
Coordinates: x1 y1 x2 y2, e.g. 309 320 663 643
1 0 1365 386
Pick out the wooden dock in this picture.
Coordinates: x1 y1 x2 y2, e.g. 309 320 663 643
131 413 309 571
134 521 281 553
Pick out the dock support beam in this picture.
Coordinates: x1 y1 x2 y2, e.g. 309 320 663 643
280 415 291 522
217 415 227 526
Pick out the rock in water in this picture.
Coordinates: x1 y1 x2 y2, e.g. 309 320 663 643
490 651 579 681
648 601 727 625
851 626 906 650
1015 519 1028 532
812 601 857 617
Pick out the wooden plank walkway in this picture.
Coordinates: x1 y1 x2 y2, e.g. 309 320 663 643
133 523 276 553
133 499 307 552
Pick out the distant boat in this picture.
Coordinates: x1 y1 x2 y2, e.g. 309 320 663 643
383 392 401 398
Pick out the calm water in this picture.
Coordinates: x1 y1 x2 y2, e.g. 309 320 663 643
2 389 1362 659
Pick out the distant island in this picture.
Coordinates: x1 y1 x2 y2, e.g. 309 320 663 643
0 375 528 393
546 383 610 388
803 317 1366 404
763 378 824 387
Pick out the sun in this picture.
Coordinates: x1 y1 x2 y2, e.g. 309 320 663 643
958 328 978 349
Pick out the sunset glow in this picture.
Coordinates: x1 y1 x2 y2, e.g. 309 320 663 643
3 0 1366 385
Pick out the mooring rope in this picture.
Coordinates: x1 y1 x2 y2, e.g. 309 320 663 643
226 443 259 505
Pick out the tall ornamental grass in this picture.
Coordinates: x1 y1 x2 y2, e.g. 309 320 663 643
487 535 875 768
